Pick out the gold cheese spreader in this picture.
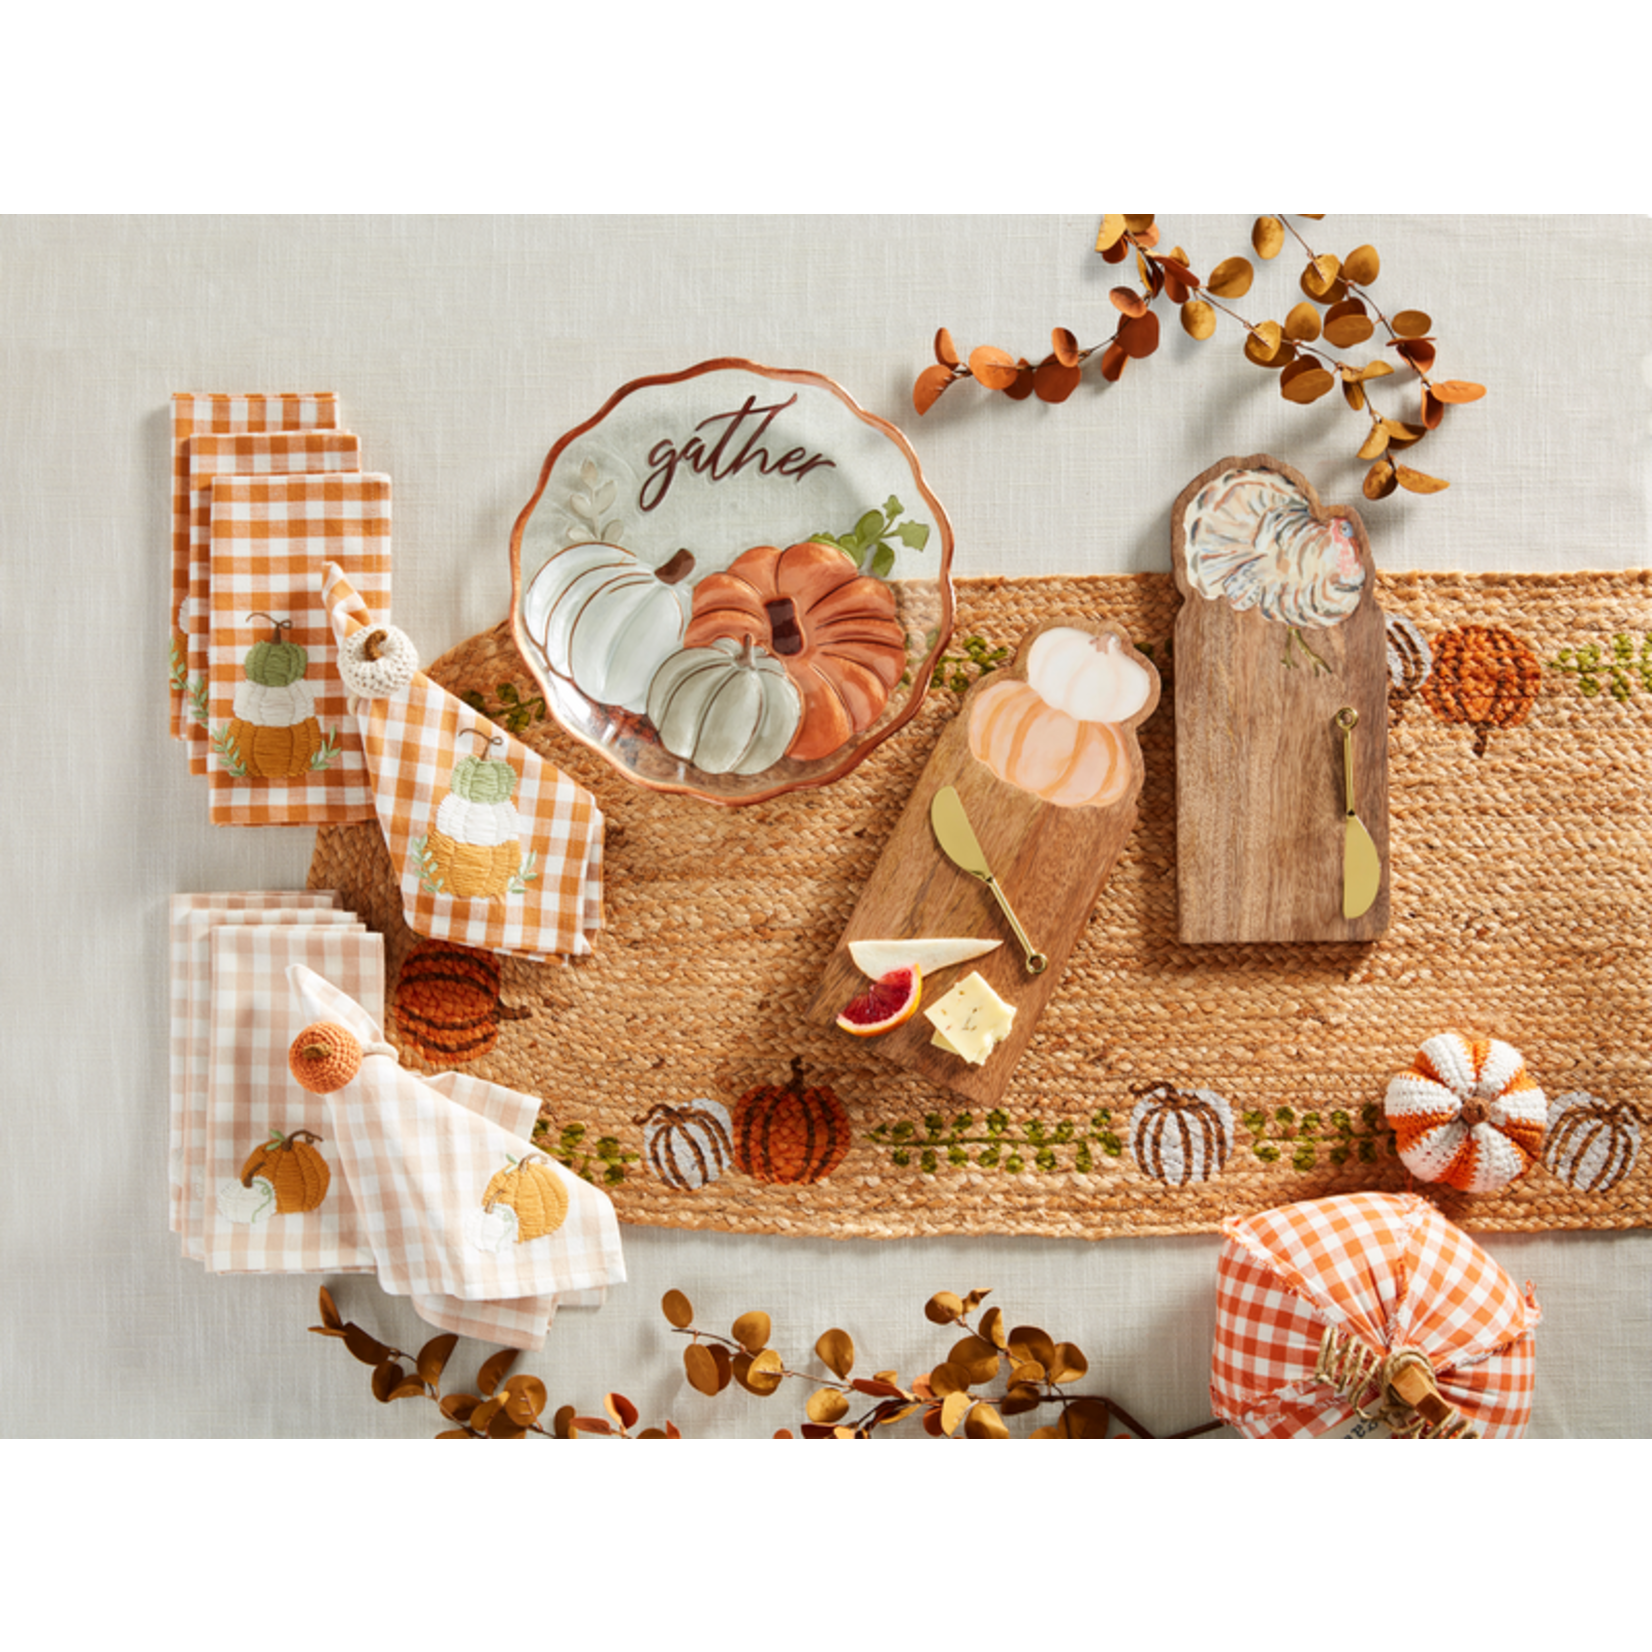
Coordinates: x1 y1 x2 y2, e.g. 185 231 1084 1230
931 785 1048 973
1336 707 1380 920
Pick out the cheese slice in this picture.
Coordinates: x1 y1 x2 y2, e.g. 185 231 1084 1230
849 937 1002 980
924 971 1016 1066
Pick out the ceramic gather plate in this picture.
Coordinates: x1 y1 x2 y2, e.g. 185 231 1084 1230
508 359 954 805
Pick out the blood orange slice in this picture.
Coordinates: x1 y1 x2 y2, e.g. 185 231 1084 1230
835 965 922 1036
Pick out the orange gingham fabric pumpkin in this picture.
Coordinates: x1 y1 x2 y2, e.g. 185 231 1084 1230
1211 1192 1540 1439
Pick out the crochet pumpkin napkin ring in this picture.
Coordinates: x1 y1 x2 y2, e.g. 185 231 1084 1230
289 1022 395 1094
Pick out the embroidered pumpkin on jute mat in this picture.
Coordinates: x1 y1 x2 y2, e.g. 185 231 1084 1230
308 571 1652 1240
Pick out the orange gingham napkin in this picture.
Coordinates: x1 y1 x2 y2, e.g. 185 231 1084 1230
169 393 340 755
181 430 361 773
206 475 390 825
169 892 344 1241
200 922 385 1275
288 963 625 1348
1211 1192 1541 1439
322 562 603 960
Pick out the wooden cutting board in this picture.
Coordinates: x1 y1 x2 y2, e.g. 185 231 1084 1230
809 617 1160 1103
1171 454 1389 944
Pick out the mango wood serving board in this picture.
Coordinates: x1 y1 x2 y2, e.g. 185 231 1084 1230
1172 454 1390 944
809 617 1159 1104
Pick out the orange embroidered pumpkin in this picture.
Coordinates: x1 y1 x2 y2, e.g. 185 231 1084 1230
683 542 906 762
239 1128 331 1213
287 1022 363 1094
482 1153 569 1241
732 1057 851 1185
967 626 1154 807
1384 1033 1547 1193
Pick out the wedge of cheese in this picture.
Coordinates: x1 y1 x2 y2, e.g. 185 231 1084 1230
924 971 1016 1066
849 937 1002 979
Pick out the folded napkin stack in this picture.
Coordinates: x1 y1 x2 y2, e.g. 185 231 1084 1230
169 893 623 1348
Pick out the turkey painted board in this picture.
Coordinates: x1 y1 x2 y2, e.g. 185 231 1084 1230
1171 455 1389 943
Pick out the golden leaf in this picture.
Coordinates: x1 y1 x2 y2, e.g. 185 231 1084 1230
683 1342 722 1396
1342 244 1380 285
732 1311 771 1353
1110 286 1149 318
1206 256 1255 298
1066 1397 1113 1437
1180 299 1216 340
1009 1359 1046 1387
552 1404 575 1439
1249 320 1283 356
1096 215 1127 252
1301 253 1342 299
416 1333 458 1389
1033 359 1082 404
1431 379 1486 404
477 1348 518 1398
1421 387 1445 430
878 1403 922 1427
941 1391 974 1436
1299 214 1326 219
1342 378 1367 414
1356 360 1395 381
806 1387 851 1425
1280 362 1335 404
1051 327 1080 368
979 1306 1007 1350
1323 299 1375 348
925 1291 965 1325
1133 223 1161 251
1000 1383 1042 1416
934 326 960 367
1396 465 1449 494
1252 216 1285 259
470 1395 504 1431
636 1428 667 1440
734 1349 783 1396
949 1336 1002 1384
1357 424 1390 461
1007 1326 1057 1368
1283 302 1322 343
927 1360 970 1397
967 346 1020 391
1123 214 1156 233
1392 309 1433 338
1029 1424 1060 1440
815 1328 854 1379
318 1286 343 1331
913 364 952 417
963 1402 1010 1440
660 1289 693 1329
1380 418 1427 447
504 1375 548 1425
1363 460 1398 501
1049 1343 1089 1385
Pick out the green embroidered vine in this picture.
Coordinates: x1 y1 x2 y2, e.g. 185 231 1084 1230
411 834 445 896
868 1108 1124 1176
169 639 188 695
308 729 343 771
188 675 210 728
508 850 540 897
1550 634 1652 701
534 1120 637 1187
211 723 248 778
460 682 547 735
810 495 930 580
1239 1102 1394 1171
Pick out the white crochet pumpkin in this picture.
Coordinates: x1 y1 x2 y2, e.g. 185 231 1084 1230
338 624 420 698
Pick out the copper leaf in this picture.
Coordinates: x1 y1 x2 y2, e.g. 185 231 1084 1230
416 1334 458 1389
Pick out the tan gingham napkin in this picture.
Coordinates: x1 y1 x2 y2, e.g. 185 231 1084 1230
181 430 361 773
206 475 390 825
169 892 344 1242
288 963 625 1345
201 923 385 1275
322 562 603 959
169 394 340 757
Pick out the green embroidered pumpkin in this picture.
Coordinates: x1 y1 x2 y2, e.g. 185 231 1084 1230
451 752 518 805
244 615 309 688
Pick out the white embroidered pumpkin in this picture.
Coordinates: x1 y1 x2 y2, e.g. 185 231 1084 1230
427 741 525 900
231 678 317 727
646 637 803 775
338 623 419 698
463 1201 520 1253
521 541 696 713
216 1176 276 1227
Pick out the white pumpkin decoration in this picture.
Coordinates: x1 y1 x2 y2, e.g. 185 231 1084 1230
231 677 317 728
1024 627 1154 724
338 624 420 698
521 541 696 713
216 1176 276 1227
647 636 803 775
463 1201 520 1254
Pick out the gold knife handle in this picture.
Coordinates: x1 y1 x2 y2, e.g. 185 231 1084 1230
984 875 1048 974
1335 706 1358 817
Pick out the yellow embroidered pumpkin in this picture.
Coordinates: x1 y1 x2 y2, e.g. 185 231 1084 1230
967 626 1154 808
482 1153 569 1241
239 1128 331 1213
1385 1033 1546 1193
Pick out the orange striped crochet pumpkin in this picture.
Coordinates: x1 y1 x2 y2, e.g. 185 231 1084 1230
1384 1033 1546 1193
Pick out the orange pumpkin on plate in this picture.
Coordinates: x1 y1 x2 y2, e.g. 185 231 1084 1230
684 543 906 762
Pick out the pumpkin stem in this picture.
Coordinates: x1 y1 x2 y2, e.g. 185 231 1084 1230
246 612 290 641
655 548 695 586
1460 1097 1491 1127
361 628 388 662
765 598 805 658
788 1054 806 1099
460 727 504 752
287 1129 324 1146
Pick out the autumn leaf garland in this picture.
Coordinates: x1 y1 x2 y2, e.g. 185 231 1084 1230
916 214 1486 501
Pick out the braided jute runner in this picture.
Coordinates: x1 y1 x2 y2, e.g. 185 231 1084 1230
308 571 1652 1241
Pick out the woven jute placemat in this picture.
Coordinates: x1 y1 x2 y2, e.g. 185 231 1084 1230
309 571 1652 1240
